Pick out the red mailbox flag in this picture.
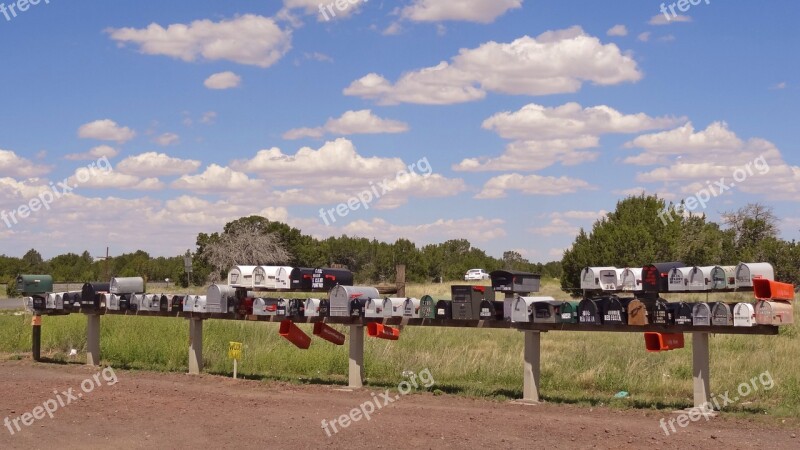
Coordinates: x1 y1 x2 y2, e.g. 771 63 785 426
279 320 312 349
367 323 400 340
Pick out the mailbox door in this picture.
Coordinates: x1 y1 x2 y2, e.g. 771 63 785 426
627 299 648 326
692 303 711 326
559 301 579 323
511 297 533 323
435 300 452 319
733 303 756 327
419 295 436 319
645 299 670 325
711 302 733 326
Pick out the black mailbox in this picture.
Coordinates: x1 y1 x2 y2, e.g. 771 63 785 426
598 295 630 325
435 300 452 319
312 268 354 291
668 302 693 325
641 262 685 295
478 300 504 320
171 295 185 312
644 298 670 325
289 268 315 291
349 298 369 317
489 270 541 294
451 285 494 320
578 298 602 325
81 283 110 309
62 292 80 310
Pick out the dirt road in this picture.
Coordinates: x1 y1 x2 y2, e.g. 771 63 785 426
0 360 796 449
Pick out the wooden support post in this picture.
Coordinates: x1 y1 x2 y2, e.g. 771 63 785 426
32 314 42 362
349 325 365 388
523 331 541 403
189 318 204 375
396 265 406 298
86 314 101 366
692 332 712 409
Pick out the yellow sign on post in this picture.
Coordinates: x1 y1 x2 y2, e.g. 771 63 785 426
228 341 242 379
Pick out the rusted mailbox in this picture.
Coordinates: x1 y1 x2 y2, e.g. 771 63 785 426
490 270 541 294
711 302 734 326
733 303 756 327
755 300 794 325
627 299 649 326
692 303 712 326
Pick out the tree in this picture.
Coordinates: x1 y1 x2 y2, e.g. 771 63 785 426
198 220 291 282
722 203 779 260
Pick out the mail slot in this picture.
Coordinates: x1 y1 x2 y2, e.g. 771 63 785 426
692 303 711 326
711 266 737 290
329 285 380 317
451 285 494 320
419 295 436 319
478 300 504 320
532 299 564 324
228 265 258 288
15 274 53 296
641 262 685 294
253 297 283 316
755 300 794 325
627 299 648 326
667 267 692 292
207 284 237 313
735 262 775 288
403 297 421 318
687 266 715 291
275 266 294 290
289 267 315 291
733 303 756 327
620 268 643 291
435 300 452 319
312 268 355 291
560 301 579 323
710 302 734 326
304 298 329 317
599 268 625 291
81 283 110 309
577 298 602 325
600 295 630 325
110 277 144 295
752 278 795 301
489 270 541 294
364 298 385 318
668 302 693 325
580 267 617 290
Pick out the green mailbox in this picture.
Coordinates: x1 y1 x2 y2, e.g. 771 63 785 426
559 301 579 324
419 295 436 319
16 275 53 296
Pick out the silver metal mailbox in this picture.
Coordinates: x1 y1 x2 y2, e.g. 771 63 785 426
130 293 145 311
532 299 565 324
107 294 122 311
182 295 195 312
192 295 207 313
733 303 756 327
511 296 555 323
710 302 733 326
207 284 237 313
364 298 385 318
304 298 328 317
735 262 775 288
668 267 692 292
620 268 643 291
137 294 159 312
711 266 737 290
402 297 421 318
228 265 258 288
580 267 617 290
329 285 381 317
254 266 283 289
692 303 711 326
110 277 145 295
687 266 715 291
23 297 34 313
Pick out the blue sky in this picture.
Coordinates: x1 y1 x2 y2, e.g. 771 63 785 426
0 0 798 261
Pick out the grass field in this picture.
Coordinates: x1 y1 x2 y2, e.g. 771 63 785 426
0 279 797 417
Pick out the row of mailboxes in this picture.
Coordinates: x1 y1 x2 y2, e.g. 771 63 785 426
582 262 776 293
489 270 541 294
227 265 354 291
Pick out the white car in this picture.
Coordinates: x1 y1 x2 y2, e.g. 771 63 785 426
464 269 490 281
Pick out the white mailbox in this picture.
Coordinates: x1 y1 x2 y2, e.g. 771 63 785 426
110 277 144 295
511 296 556 323
207 284 237 313
228 265 258 288
107 294 122 311
687 266 715 291
619 268 643 292
364 298 385 318
733 303 756 327
384 298 407 317
254 266 282 289
711 266 737 290
182 295 195 313
598 269 625 291
580 267 617 290
304 298 327 317
735 263 775 288
402 297 421 318
668 267 693 291
275 266 294 290
329 285 381 317
192 295 207 313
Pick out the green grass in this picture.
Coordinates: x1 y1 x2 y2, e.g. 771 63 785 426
1 279 798 417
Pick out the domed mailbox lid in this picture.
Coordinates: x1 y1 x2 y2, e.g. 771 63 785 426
15 274 53 296
559 301 580 323
626 299 649 326
711 266 737 290
419 295 437 319
687 266 715 291
303 298 328 317
620 268 643 292
667 267 692 292
668 302 693 326
207 284 237 314
329 285 380 317
110 277 144 295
